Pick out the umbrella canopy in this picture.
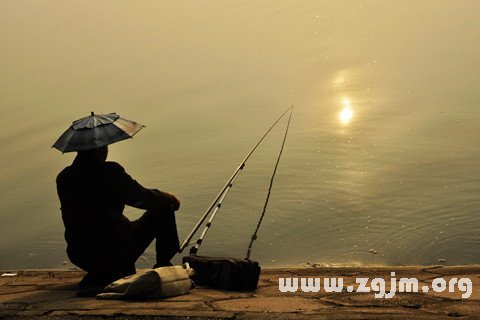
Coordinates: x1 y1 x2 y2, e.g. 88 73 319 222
52 112 145 152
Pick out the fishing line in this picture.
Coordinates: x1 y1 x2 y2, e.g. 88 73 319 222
246 106 293 259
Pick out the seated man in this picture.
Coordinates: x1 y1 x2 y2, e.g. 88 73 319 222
56 145 180 287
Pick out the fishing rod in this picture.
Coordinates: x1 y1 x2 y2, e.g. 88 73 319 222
179 105 294 253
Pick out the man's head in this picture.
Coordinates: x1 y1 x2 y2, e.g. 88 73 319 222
77 145 109 162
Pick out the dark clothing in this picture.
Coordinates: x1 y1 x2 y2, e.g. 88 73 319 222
56 154 179 276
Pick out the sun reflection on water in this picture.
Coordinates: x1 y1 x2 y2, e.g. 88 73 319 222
339 98 354 125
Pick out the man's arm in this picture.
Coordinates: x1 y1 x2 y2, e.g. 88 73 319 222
107 162 179 211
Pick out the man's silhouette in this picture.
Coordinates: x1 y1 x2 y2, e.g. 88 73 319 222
56 145 180 287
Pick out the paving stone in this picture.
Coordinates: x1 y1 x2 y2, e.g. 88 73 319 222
321 291 447 308
0 285 42 295
422 301 480 318
50 309 236 318
36 298 210 313
212 296 328 313
187 286 254 301
0 289 76 304
421 266 480 276
237 312 331 320
0 267 478 319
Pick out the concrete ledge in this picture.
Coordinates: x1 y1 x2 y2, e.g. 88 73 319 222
1 266 479 319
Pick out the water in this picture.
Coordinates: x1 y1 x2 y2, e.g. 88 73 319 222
1 0 479 269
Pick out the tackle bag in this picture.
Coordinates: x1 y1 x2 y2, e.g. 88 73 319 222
182 255 260 291
96 265 193 300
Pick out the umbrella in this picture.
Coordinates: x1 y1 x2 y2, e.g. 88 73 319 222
52 112 145 153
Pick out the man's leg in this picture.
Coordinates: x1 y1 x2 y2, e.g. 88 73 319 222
130 208 180 267
68 246 135 289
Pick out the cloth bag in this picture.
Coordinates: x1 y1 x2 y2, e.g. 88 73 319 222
96 265 193 300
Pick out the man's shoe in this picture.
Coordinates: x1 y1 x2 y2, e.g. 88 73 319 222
77 266 136 297
78 273 112 288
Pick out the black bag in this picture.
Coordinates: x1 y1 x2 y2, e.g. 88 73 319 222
182 255 260 291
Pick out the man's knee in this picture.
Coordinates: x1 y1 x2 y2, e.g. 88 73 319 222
138 208 175 225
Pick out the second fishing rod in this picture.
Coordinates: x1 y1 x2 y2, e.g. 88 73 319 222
179 105 294 254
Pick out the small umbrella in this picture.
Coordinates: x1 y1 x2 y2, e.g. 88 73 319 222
52 112 145 153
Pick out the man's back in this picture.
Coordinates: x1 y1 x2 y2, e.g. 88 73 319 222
56 153 168 259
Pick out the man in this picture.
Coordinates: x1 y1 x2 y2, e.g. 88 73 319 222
56 145 180 287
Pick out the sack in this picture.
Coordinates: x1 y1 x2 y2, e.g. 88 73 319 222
182 255 260 291
96 265 193 300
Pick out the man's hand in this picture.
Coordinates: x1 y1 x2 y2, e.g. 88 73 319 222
166 192 180 211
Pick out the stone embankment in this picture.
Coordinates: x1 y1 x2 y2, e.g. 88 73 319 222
1 266 479 319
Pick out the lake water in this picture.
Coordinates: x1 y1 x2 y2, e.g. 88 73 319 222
1 1 479 269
